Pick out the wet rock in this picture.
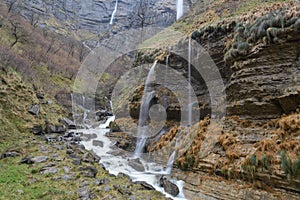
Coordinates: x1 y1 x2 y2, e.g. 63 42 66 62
117 172 131 180
20 156 34 164
128 158 145 172
136 181 155 190
28 104 40 115
83 152 100 163
79 166 98 178
31 156 48 163
1 151 20 159
31 125 44 135
92 140 103 147
99 163 106 170
59 118 76 129
159 176 179 197
81 133 97 141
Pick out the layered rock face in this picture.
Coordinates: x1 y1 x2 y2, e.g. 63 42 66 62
227 30 300 119
9 0 190 35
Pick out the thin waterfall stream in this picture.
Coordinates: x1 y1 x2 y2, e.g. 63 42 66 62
109 0 118 25
134 61 158 157
176 0 184 20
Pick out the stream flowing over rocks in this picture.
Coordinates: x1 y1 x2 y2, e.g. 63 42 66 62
78 116 187 199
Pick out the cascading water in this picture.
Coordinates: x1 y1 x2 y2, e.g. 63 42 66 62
176 0 184 20
109 0 118 25
134 61 158 157
188 37 192 127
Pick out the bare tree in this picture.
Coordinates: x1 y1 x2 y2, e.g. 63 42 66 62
78 43 88 62
28 13 39 29
6 0 18 14
129 0 156 29
9 19 28 48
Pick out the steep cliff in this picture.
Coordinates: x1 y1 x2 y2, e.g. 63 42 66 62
5 0 190 41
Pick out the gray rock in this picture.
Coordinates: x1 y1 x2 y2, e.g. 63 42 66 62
92 140 103 147
31 156 48 163
1 151 20 159
20 156 34 164
104 186 110 192
64 166 70 173
59 118 76 129
28 104 40 115
40 167 58 174
48 125 67 133
77 187 89 199
128 158 145 172
31 125 43 135
159 176 179 197
136 181 155 190
79 166 98 178
72 158 82 165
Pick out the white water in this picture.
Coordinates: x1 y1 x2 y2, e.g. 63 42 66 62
79 116 187 200
134 61 158 157
188 38 192 127
176 0 184 20
109 0 118 25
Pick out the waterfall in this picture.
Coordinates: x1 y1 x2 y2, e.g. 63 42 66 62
176 0 184 20
109 0 118 25
165 151 176 174
134 61 158 157
163 55 169 108
188 38 192 127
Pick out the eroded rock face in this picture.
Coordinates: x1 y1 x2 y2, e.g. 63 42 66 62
227 36 300 119
11 0 189 35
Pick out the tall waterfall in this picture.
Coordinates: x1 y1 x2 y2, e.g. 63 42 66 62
134 61 158 157
188 37 192 127
109 0 118 25
176 0 184 20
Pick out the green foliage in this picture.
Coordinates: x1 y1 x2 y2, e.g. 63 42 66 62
249 154 258 166
186 155 195 168
261 154 271 171
280 150 293 176
292 158 300 177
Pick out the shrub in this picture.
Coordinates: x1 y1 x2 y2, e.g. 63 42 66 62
292 158 300 177
280 150 293 176
261 154 271 171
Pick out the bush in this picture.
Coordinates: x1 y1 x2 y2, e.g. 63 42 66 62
261 154 271 171
280 150 293 176
292 158 300 177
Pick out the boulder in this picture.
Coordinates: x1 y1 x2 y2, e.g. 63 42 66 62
159 176 179 197
31 156 48 163
128 158 145 172
48 125 67 133
0 151 20 159
79 166 98 178
59 118 76 129
28 104 40 115
31 125 44 135
20 156 34 164
92 140 103 147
